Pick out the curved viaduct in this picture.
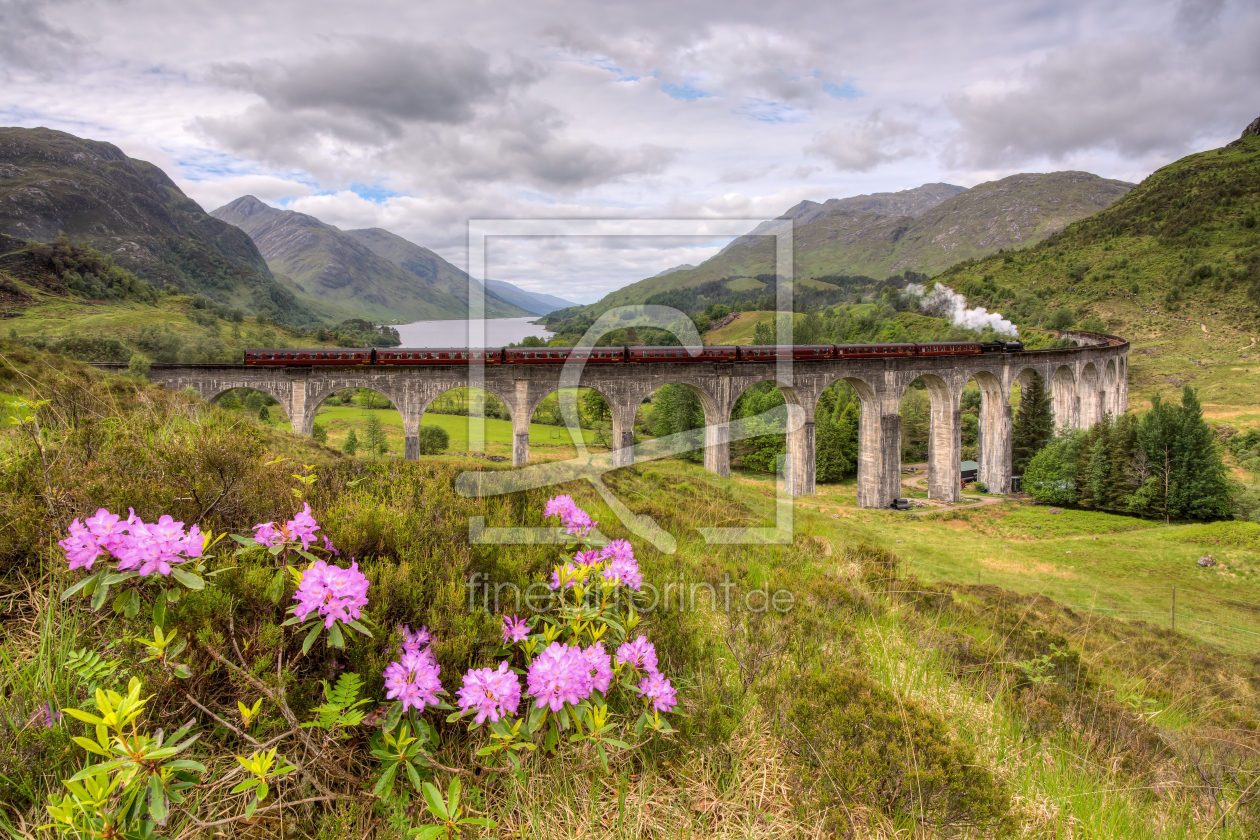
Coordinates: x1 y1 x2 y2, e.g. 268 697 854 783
99 334 1128 509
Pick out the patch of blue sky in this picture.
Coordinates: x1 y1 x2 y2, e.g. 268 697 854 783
822 81 863 100
660 82 713 101
340 183 403 202
734 98 809 124
587 56 640 82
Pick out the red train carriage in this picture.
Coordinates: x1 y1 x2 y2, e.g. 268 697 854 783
376 348 501 364
737 345 835 362
916 342 982 357
504 346 627 364
244 348 372 365
628 346 737 362
834 343 917 358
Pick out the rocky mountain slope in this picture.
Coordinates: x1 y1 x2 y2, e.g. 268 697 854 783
0 127 314 324
556 174 1132 318
211 196 530 322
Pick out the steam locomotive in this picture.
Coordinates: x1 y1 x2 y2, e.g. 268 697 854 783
243 340 1024 366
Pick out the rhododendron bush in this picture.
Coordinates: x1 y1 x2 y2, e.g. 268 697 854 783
51 479 678 836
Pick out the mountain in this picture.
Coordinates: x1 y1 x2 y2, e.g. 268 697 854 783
933 120 1260 407
483 279 576 314
342 227 533 318
555 174 1131 318
0 127 313 323
211 197 530 322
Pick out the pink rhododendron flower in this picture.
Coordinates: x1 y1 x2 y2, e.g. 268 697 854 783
292 560 370 628
637 671 678 713
457 661 522 724
501 615 529 644
543 494 596 536
599 539 643 590
615 636 658 673
61 508 203 576
526 642 593 711
400 624 431 655
574 549 602 566
383 648 443 712
59 519 102 570
583 642 613 694
253 503 321 550
322 534 339 556
252 521 282 547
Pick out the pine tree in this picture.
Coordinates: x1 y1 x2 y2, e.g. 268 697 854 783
752 319 773 345
364 414 386 459
1170 386 1232 520
1011 372 1053 474
1129 393 1179 521
342 429 360 457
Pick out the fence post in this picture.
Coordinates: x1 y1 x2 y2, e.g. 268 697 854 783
1171 586 1176 632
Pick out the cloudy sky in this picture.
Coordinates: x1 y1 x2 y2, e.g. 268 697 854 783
3 0 1257 302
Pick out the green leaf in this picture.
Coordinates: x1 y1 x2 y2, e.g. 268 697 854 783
151 592 167 628
301 623 322 656
244 796 259 818
266 570 285 604
230 780 257 795
124 589 141 619
346 619 373 638
633 712 648 739
147 774 168 824
448 777 461 814
382 701 403 734
544 718 559 753
165 760 206 772
71 736 108 756
90 582 111 612
372 764 398 798
421 782 449 820
60 572 100 602
172 663 192 680
170 569 204 591
408 828 445 840
404 760 424 794
327 622 345 649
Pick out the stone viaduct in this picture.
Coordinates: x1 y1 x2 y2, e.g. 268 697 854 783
100 335 1128 509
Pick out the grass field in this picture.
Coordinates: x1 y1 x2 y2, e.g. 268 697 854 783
256 403 601 458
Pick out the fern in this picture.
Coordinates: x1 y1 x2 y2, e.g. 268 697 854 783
302 672 370 732
65 648 119 691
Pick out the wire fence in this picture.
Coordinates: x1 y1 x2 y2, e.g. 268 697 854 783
901 556 1260 656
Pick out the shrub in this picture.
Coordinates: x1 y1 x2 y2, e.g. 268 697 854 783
417 425 449 455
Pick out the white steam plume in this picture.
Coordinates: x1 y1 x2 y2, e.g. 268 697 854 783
906 284 1018 337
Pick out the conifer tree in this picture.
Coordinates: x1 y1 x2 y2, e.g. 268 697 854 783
1011 372 1053 474
342 429 360 457
364 414 386 459
1170 386 1231 520
816 402 859 482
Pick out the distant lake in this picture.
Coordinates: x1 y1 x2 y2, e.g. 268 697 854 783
393 317 555 348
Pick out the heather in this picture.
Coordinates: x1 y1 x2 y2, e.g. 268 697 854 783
1 342 1259 838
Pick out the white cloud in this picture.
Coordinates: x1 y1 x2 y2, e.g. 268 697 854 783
806 112 921 172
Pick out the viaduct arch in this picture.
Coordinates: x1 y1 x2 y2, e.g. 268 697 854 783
103 335 1128 509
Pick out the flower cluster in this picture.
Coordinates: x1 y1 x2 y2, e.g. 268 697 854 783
501 615 529 644
546 535 643 593
291 560 370 628
616 636 676 713
384 645 443 713
59 508 204 576
543 494 595 536
526 642 595 711
253 503 321 550
456 661 521 724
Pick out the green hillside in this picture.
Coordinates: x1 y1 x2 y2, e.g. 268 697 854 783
346 227 533 317
934 128 1260 412
212 197 528 323
0 127 316 325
